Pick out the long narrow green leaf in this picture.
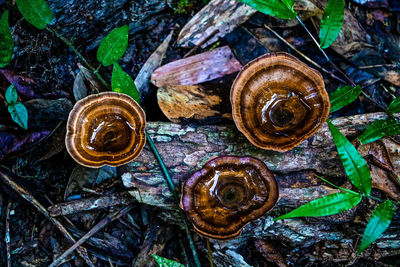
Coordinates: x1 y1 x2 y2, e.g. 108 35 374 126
97 25 129 66
358 118 400 144
15 0 53 30
329 85 362 113
152 255 184 267
0 11 14 68
8 103 28 130
319 0 344 49
238 0 297 20
358 200 394 254
275 192 362 221
387 96 400 114
281 0 295 10
328 120 371 195
111 62 140 104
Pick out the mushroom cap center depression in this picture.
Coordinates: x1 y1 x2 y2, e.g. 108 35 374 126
86 114 135 154
256 89 310 135
197 166 268 215
215 175 250 208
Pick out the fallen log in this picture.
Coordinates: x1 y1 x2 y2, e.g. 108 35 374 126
120 112 400 263
121 112 400 207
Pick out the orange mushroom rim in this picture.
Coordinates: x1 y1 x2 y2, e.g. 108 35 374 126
65 92 146 168
181 156 279 240
230 52 331 152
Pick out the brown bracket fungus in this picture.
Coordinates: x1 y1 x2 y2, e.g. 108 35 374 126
181 156 279 239
231 52 330 151
65 92 146 168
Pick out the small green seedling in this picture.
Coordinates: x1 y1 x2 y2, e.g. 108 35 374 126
4 84 28 130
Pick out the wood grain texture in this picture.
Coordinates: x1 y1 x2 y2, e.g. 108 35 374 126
157 81 233 124
176 0 256 48
151 46 242 88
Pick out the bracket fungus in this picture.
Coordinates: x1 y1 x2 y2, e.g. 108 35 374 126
65 92 146 168
181 156 278 239
231 52 330 151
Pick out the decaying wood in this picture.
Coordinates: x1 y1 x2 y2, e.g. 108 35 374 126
48 192 135 216
157 85 224 123
122 112 400 208
157 81 233 124
177 0 256 48
151 46 242 87
120 112 400 262
176 0 324 49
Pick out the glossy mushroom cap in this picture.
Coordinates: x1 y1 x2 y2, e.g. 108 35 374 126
231 52 330 151
65 92 146 168
181 156 279 239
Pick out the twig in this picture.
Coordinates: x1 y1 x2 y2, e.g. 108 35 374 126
315 175 360 195
295 16 330 62
49 204 135 267
295 16 357 86
360 91 386 110
44 195 78 230
45 27 110 90
5 201 11 267
206 238 214 267
359 64 398 70
145 132 201 267
263 24 347 84
0 170 95 267
48 192 135 216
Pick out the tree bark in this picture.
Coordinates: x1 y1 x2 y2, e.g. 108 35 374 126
120 112 400 264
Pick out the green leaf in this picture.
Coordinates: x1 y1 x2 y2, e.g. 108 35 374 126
111 63 140 103
281 0 294 9
8 103 28 130
15 0 53 30
97 25 129 66
387 96 400 114
358 119 400 144
319 0 344 49
275 192 362 221
5 84 17 104
152 255 184 267
329 85 362 113
0 11 14 68
238 0 297 20
328 120 371 195
358 200 394 254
